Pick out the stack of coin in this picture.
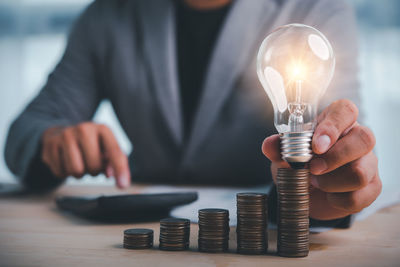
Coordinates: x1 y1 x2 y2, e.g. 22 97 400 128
277 168 310 257
198 209 230 253
159 218 190 251
236 193 268 254
123 228 154 249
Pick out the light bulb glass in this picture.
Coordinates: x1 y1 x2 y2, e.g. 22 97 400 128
257 24 335 134
257 24 335 165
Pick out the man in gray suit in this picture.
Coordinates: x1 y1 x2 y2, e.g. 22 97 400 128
5 0 381 222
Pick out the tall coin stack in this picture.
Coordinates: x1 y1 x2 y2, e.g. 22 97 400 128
198 209 230 253
236 193 268 254
159 218 190 251
277 168 310 257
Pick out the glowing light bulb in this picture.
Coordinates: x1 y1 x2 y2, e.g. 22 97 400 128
257 24 335 168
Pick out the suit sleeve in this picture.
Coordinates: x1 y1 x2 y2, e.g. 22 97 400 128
4 1 105 191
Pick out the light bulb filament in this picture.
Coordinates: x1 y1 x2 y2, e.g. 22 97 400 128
288 80 306 132
295 79 302 104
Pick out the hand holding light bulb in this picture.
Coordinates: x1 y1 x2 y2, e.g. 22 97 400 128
259 24 381 220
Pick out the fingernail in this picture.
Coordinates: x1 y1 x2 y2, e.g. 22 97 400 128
105 165 113 178
310 175 319 188
315 135 331 153
119 174 130 188
310 158 327 175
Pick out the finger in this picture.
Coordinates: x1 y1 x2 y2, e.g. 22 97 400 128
326 172 382 213
313 99 358 154
58 145 68 178
262 134 285 163
42 141 64 178
102 152 113 178
310 125 375 175
99 125 131 188
262 135 290 183
105 163 114 178
310 151 378 193
61 129 85 178
75 123 103 176
309 187 352 220
49 143 66 178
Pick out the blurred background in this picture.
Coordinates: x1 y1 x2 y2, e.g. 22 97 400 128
0 0 399 204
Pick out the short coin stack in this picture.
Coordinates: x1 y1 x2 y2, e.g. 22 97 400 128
277 168 310 257
198 209 230 253
236 193 268 254
123 228 154 249
159 218 190 251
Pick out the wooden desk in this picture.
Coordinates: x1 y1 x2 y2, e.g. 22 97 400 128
0 184 398 267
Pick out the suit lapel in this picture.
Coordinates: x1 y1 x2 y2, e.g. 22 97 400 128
138 0 183 145
182 0 278 163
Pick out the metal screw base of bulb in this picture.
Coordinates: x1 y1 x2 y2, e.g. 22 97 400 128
280 131 313 167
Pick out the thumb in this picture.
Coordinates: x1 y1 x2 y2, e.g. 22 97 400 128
99 125 131 189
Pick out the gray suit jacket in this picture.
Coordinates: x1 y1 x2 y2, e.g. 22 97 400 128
5 0 360 188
